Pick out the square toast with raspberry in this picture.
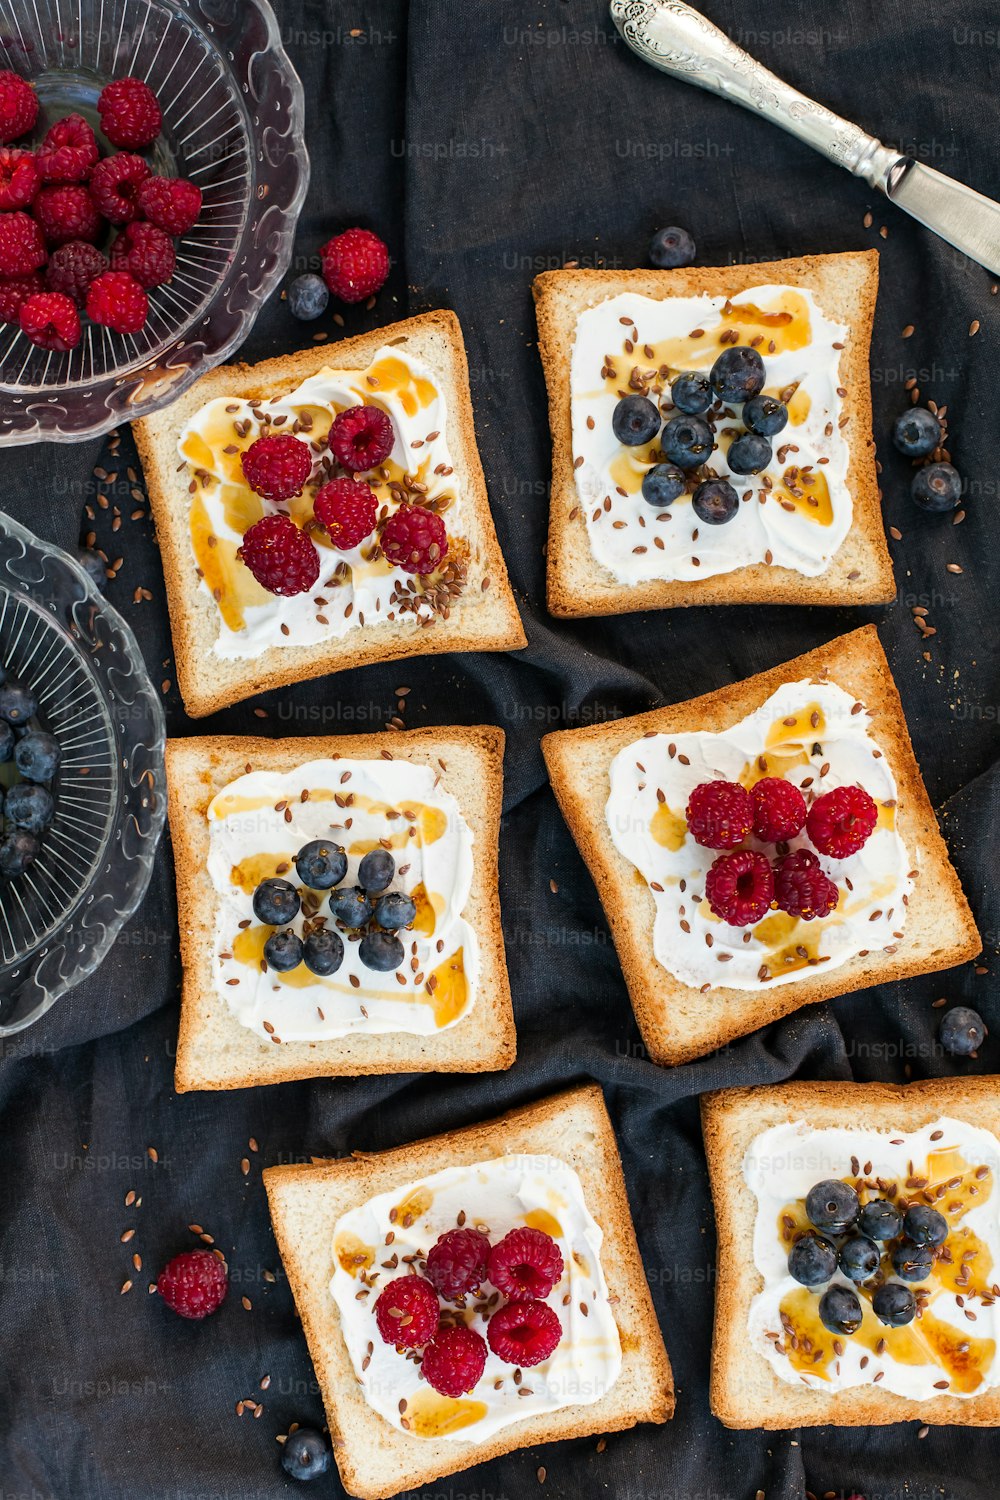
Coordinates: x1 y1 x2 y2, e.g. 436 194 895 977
533 251 893 616
703 1077 1000 1427
134 310 525 717
541 626 979 1065
263 1083 674 1499
166 725 515 1090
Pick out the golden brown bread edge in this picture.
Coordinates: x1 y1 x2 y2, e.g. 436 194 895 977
533 251 894 615
541 625 980 1065
702 1077 1000 1427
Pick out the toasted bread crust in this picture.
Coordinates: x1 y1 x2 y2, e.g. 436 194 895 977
264 1083 674 1499
542 625 980 1065
167 725 515 1089
703 1077 1000 1427
533 251 893 616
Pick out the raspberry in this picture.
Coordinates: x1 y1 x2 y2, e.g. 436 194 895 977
0 271 42 323
686 780 753 851
89 153 150 224
424 1228 491 1300
45 241 108 305
488 1227 564 1300
380 504 449 576
0 212 46 275
137 174 202 234
0 72 37 144
320 227 390 303
806 785 878 859
313 477 377 550
237 514 320 596
774 849 839 921
97 77 162 150
110 220 175 288
36 114 99 183
18 290 81 351
33 184 103 247
156 1249 228 1320
420 1324 487 1398
328 404 394 473
0 148 39 210
751 776 807 843
86 270 148 334
241 433 312 501
374 1274 440 1349
487 1298 562 1367
705 849 775 927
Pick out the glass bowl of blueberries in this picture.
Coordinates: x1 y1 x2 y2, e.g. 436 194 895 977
0 0 309 445
0 510 166 1034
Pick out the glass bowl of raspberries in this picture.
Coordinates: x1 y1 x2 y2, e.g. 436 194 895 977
0 511 166 1033
0 0 308 444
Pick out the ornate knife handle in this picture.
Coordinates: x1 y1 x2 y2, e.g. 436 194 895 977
609 0 903 192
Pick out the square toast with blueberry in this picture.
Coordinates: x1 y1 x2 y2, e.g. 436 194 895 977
263 1083 674 1499
166 725 514 1090
533 251 893 616
542 626 979 1065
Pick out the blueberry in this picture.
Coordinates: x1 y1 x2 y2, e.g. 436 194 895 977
287 273 330 322
806 1179 860 1234
264 929 304 972
5 782 53 833
838 1234 881 1284
902 1205 948 1247
892 407 941 459
0 829 39 877
14 730 60 784
787 1231 838 1286
0 681 36 725
872 1281 917 1328
911 461 962 513
818 1283 863 1336
891 1240 933 1282
661 413 714 469
77 547 107 591
612 395 661 447
858 1198 903 1241
710 346 766 404
641 463 686 508
294 839 347 890
744 393 788 437
373 891 416 930
692 478 739 526
0 720 14 763
727 432 772 475
329 885 373 929
359 930 404 972
280 1426 331 1481
358 847 395 893
649 226 696 269
303 928 344 977
252 877 301 926
939 1005 987 1057
670 372 712 415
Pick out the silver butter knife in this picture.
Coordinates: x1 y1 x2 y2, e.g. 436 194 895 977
610 0 1000 276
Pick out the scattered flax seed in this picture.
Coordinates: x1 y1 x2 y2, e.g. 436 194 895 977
120 1229 135 1243
242 1296 252 1311
249 1137 259 1153
969 319 981 337
147 1147 158 1163
549 879 559 894
241 1158 250 1176
537 1468 547 1484
889 526 902 540
121 1280 132 1295
946 563 963 574
864 211 873 228
901 325 914 339
125 1190 136 1207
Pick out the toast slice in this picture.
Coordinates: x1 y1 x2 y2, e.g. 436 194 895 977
542 625 980 1066
263 1083 674 1499
135 310 525 717
533 251 893 616
167 726 515 1090
703 1077 1000 1427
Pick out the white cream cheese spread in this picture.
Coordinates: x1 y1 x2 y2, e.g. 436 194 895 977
178 346 464 658
744 1118 1000 1398
605 679 910 990
570 286 851 583
207 757 477 1042
330 1154 622 1441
